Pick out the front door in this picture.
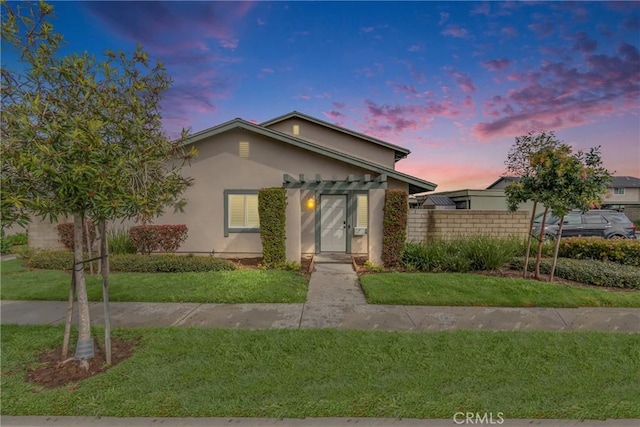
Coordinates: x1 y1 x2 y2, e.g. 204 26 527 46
320 195 347 252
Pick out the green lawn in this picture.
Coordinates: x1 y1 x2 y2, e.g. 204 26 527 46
0 259 307 303
360 272 640 307
2 325 639 418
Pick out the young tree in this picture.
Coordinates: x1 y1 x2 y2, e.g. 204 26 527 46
1 1 195 369
504 131 561 278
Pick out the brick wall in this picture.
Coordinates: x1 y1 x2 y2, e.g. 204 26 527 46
407 209 530 243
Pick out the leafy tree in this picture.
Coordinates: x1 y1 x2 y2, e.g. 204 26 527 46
504 131 561 278
505 132 611 281
1 1 195 368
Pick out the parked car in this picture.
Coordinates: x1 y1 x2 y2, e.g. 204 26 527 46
532 210 637 240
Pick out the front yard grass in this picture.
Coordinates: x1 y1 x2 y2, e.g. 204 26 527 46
2 325 639 418
0 259 306 303
360 272 640 307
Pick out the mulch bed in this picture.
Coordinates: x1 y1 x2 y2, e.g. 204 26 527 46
26 337 138 389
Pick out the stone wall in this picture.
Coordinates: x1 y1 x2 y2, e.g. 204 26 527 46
407 209 530 243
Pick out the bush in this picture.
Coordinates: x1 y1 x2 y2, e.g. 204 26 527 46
511 257 640 289
0 232 10 254
5 232 27 246
107 228 137 255
258 188 286 268
128 225 188 254
382 190 408 268
109 254 236 273
27 251 236 273
56 221 97 251
402 237 522 273
557 237 640 266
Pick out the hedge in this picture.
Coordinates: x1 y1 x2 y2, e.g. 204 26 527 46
382 190 408 268
128 225 188 254
558 237 640 266
26 251 236 273
511 257 640 289
56 221 96 251
258 188 286 268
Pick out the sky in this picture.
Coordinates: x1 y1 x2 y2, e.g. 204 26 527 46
4 1 640 191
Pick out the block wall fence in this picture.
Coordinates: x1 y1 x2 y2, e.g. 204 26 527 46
407 209 530 243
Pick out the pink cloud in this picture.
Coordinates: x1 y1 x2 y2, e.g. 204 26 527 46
501 26 518 38
451 71 477 93
439 12 449 26
442 25 469 38
482 58 512 72
474 42 640 140
333 102 346 110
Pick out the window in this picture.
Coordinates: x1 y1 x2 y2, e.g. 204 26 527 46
224 191 259 236
614 187 625 195
563 214 582 225
583 215 607 224
356 194 368 229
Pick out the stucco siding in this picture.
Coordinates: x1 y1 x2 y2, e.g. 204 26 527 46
158 128 387 254
604 187 640 203
267 118 397 169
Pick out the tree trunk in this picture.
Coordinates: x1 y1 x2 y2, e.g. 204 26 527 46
61 271 76 360
100 220 112 365
73 212 93 370
534 206 549 280
523 201 537 279
550 216 564 282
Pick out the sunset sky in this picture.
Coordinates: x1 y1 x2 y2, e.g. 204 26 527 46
5 1 640 191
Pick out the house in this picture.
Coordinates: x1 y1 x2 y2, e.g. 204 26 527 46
486 175 640 220
147 111 437 264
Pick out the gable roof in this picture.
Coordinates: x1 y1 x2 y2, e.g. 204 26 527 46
182 118 436 194
487 175 640 189
260 111 411 162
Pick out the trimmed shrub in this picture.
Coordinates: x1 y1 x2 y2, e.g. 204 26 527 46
558 237 640 266
56 221 97 251
258 188 286 268
27 251 236 273
511 257 640 289
128 225 188 254
459 236 522 271
109 254 236 273
382 190 408 268
107 228 137 255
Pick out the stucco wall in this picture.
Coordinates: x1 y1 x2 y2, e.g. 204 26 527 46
407 209 530 242
604 187 640 203
267 118 397 169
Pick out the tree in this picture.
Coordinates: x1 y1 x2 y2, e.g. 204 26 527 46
504 131 561 278
1 1 195 369
504 132 611 281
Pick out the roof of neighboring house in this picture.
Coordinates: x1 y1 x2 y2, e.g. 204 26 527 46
424 195 456 206
610 176 640 188
182 117 437 194
260 111 411 162
486 176 519 189
487 175 640 189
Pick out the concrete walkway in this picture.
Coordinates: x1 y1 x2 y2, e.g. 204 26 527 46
2 300 640 332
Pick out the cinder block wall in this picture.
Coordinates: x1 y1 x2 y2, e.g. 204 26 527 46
407 209 530 242
27 216 69 251
623 206 640 222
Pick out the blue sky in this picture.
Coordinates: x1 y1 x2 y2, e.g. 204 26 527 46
5 1 640 191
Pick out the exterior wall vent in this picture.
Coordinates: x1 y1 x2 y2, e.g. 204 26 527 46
293 125 300 136
239 141 250 158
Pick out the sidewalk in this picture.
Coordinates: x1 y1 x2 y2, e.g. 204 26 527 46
2 300 639 332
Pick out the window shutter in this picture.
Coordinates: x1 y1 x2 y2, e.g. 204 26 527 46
357 194 368 228
246 195 260 227
229 195 245 227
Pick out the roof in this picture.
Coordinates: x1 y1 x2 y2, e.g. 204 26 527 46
260 111 411 162
486 176 519 189
610 176 640 188
424 195 456 206
181 118 437 194
488 175 640 189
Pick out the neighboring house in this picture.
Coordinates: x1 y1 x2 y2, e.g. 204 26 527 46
486 175 640 221
145 111 436 263
412 189 534 212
